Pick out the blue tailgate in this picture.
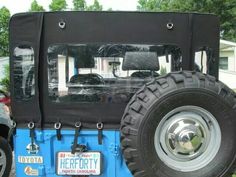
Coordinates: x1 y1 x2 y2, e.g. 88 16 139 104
14 129 133 177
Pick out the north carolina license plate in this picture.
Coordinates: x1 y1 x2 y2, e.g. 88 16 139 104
57 152 101 176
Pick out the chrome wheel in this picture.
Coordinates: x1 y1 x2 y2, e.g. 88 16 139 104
0 149 6 176
154 106 221 172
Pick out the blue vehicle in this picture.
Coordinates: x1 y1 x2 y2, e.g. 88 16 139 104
10 12 236 177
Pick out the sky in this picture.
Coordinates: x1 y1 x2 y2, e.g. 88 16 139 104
0 0 139 15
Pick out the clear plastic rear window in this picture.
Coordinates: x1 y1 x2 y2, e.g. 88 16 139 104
13 45 35 100
48 44 182 103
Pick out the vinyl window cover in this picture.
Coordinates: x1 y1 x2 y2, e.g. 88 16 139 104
47 44 182 103
13 46 35 100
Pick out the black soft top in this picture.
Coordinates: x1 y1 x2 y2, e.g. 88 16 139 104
9 11 220 128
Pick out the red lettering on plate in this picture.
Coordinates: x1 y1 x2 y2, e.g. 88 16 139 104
60 153 65 158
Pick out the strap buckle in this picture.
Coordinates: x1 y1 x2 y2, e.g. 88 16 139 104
97 122 103 145
28 122 35 148
71 122 82 154
54 122 62 141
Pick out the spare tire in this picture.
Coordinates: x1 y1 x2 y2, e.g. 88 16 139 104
121 71 236 177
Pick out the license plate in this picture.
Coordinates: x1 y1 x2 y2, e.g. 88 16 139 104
57 152 101 176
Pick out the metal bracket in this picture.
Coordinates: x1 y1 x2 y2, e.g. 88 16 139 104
109 143 120 157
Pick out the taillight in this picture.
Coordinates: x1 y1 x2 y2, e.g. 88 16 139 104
0 97 10 105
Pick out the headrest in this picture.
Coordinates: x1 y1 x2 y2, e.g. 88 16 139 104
69 46 95 68
122 52 159 71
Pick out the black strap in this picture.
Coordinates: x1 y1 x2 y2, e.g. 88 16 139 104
72 122 82 154
28 122 35 146
97 122 103 145
54 122 62 141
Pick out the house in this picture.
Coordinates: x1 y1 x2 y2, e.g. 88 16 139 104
219 40 236 89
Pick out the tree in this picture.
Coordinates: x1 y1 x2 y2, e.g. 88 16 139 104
73 0 103 11
0 64 10 93
0 7 10 57
87 0 103 11
29 0 45 12
137 0 236 41
73 0 86 10
49 0 67 11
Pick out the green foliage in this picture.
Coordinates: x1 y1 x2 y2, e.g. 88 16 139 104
160 66 167 75
137 0 236 41
73 0 86 10
73 0 103 11
0 64 10 93
0 7 10 57
87 0 103 11
49 0 67 11
137 0 166 11
29 0 45 12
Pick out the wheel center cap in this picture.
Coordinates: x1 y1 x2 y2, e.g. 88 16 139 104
178 129 202 153
167 119 204 156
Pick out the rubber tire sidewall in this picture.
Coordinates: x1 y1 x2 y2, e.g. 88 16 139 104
138 89 236 177
0 136 12 177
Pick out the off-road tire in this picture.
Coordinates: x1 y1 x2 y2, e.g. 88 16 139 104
0 136 12 177
121 71 236 177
